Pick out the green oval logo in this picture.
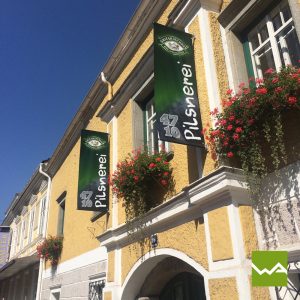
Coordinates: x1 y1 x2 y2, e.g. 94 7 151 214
84 136 104 150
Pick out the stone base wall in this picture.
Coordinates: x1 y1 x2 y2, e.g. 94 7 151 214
41 260 106 300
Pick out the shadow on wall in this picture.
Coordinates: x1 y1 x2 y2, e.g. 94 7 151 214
258 161 300 249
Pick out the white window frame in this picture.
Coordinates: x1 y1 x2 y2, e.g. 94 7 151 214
57 197 66 236
10 228 17 257
28 209 35 243
20 220 26 249
50 287 61 300
38 196 46 235
248 1 298 78
145 98 170 154
88 275 105 300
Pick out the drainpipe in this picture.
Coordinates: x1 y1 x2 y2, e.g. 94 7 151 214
36 162 52 300
101 72 113 100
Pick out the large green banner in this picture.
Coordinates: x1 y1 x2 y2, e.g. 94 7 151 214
77 130 109 212
154 23 204 147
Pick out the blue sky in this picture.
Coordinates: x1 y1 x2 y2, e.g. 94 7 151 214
0 0 140 222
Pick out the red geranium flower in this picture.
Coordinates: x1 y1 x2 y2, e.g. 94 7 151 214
161 179 168 186
287 96 297 105
149 163 156 169
233 134 239 140
227 152 234 158
256 87 267 95
264 68 274 74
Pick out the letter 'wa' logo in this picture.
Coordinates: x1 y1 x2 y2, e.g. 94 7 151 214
252 251 288 286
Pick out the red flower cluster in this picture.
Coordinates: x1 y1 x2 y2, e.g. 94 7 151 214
110 149 175 203
206 65 299 159
37 236 63 266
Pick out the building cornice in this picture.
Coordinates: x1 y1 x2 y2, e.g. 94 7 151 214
45 0 221 175
2 169 46 226
44 0 171 177
97 167 250 251
98 47 154 122
98 0 219 123
218 0 280 32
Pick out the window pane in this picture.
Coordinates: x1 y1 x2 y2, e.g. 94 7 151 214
259 24 269 43
249 32 259 50
146 100 159 153
282 5 292 22
272 13 282 31
277 25 300 67
255 43 276 74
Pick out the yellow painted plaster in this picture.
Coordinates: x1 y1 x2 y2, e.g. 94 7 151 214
106 121 113 229
221 0 232 11
171 143 189 191
103 291 112 300
209 12 229 101
117 101 133 225
44 0 182 269
208 206 233 261
188 16 216 176
46 126 108 264
107 251 115 282
121 219 208 284
249 276 270 300
112 1 178 95
239 205 258 258
209 277 238 300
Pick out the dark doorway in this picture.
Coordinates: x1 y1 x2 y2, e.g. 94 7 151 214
160 272 206 300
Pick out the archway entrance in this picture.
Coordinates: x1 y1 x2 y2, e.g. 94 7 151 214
121 253 207 300
160 272 206 300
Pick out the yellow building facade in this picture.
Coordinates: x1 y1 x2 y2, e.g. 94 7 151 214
0 168 49 300
35 0 300 300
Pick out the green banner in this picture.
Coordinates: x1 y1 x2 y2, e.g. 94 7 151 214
154 23 204 147
77 130 109 212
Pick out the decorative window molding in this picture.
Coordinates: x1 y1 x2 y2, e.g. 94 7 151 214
218 0 280 32
29 195 38 206
217 0 300 89
88 277 105 300
50 285 61 300
247 1 300 77
21 206 28 216
39 180 48 193
38 196 47 235
56 194 66 237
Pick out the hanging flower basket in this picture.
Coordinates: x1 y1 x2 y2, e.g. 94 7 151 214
110 149 175 222
205 65 300 201
37 235 63 266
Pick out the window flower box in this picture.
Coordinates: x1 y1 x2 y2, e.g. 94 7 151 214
110 149 175 222
205 66 299 202
37 235 63 266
